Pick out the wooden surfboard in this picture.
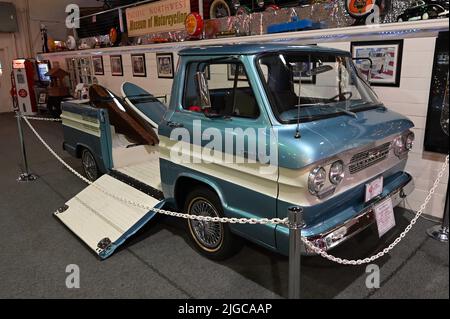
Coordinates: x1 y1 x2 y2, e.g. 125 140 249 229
89 84 159 145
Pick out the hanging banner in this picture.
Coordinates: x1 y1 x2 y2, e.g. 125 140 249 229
126 0 191 37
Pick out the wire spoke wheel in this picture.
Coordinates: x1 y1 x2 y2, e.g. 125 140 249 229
188 197 224 251
82 150 98 181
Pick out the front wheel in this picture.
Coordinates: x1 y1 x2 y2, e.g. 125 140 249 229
184 187 241 260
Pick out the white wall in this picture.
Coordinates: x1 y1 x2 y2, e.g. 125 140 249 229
95 52 179 100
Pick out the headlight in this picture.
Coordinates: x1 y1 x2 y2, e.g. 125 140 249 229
405 131 415 151
393 131 414 157
393 135 405 157
308 167 327 195
329 160 345 185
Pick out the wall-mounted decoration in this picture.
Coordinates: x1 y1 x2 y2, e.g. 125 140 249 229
227 63 247 81
346 0 392 24
424 32 449 154
156 53 174 79
125 0 191 37
38 92 47 104
351 40 403 87
131 54 147 77
92 56 104 75
292 62 317 84
110 55 123 76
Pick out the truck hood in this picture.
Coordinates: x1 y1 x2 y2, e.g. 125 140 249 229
276 108 414 169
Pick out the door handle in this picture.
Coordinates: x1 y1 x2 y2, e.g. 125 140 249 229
167 121 184 128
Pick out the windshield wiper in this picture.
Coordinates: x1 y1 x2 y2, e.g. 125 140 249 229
334 107 357 118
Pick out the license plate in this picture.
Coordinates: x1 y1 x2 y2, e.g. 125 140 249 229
365 176 383 203
374 198 396 238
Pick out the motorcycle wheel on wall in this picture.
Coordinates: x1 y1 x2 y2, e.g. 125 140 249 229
210 0 235 18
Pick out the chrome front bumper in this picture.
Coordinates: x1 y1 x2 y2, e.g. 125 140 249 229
304 175 415 253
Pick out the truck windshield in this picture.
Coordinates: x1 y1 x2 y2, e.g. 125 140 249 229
257 52 382 123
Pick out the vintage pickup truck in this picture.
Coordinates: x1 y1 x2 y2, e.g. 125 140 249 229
59 43 415 260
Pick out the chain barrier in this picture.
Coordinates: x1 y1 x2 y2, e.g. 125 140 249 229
22 115 449 264
20 115 62 122
22 116 288 226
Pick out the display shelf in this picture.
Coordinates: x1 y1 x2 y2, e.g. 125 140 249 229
38 18 449 60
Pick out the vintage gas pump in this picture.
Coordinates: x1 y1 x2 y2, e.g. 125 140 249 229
11 59 38 115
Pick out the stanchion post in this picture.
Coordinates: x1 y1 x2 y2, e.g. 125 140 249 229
427 185 449 242
288 206 305 299
16 112 37 182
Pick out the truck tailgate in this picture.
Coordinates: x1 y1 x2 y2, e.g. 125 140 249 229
55 175 163 259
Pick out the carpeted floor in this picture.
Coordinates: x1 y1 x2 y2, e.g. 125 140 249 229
0 112 448 299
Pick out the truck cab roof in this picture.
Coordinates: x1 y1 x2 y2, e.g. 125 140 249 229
179 43 351 56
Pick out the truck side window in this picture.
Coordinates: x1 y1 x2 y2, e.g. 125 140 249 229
183 61 260 119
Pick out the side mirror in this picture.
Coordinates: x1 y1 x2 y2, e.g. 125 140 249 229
352 57 373 82
195 71 211 108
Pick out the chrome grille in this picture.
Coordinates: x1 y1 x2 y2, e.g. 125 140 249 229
349 142 391 174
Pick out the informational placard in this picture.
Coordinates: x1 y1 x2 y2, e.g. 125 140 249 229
374 198 396 238
126 0 191 37
365 176 383 203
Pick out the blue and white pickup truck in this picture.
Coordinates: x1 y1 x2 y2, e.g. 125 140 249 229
59 43 415 260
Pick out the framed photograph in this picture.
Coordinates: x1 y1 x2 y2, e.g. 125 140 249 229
205 65 210 80
131 54 146 77
292 62 316 84
227 63 247 81
351 40 403 87
38 92 47 104
156 53 174 79
92 56 104 75
110 55 123 76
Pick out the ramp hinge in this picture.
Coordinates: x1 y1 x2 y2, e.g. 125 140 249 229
56 204 69 214
97 237 112 251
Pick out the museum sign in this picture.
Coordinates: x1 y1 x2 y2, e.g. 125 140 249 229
126 0 191 37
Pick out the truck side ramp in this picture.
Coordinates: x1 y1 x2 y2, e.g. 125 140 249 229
54 174 163 259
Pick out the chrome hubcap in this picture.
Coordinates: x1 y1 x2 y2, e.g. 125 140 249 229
82 151 97 181
189 199 223 249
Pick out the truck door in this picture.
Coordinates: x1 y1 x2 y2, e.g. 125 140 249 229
162 58 279 248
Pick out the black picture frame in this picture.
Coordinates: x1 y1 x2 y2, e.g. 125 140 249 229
156 53 174 79
227 63 247 81
351 40 404 87
92 56 104 76
292 62 317 84
110 55 123 76
131 54 146 77
424 32 449 154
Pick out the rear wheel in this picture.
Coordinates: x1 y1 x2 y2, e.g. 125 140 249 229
184 187 241 260
81 148 100 181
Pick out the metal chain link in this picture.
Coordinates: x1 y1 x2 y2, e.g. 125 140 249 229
22 116 449 263
301 155 449 265
22 116 288 226
21 115 62 122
